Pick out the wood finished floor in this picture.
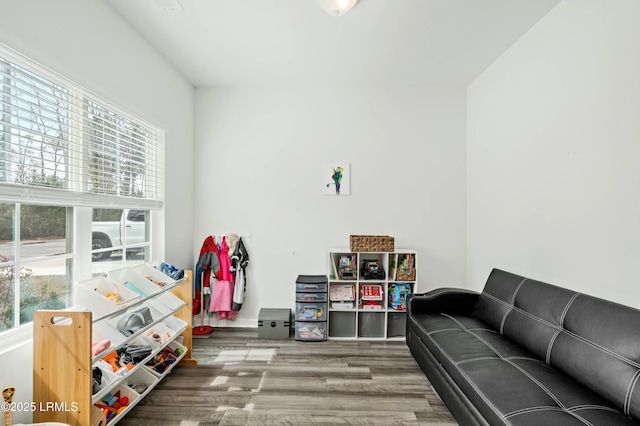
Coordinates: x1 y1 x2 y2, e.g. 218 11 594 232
119 328 457 425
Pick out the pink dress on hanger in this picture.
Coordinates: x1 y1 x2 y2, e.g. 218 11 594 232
209 278 237 320
218 236 234 282
209 236 238 320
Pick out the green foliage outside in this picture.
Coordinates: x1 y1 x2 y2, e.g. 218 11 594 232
0 254 67 332
0 204 67 241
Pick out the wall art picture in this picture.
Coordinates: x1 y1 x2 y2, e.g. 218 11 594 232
324 163 350 195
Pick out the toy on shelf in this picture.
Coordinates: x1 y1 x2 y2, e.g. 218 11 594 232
360 284 383 310
330 284 355 301
146 346 180 374
362 300 383 310
361 260 385 280
388 283 412 310
339 265 357 280
104 291 124 304
95 389 130 423
360 284 382 300
333 254 357 280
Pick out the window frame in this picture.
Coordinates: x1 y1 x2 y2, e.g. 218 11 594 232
0 42 165 209
0 202 73 334
0 42 165 339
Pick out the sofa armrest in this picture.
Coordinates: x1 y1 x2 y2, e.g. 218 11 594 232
407 288 480 317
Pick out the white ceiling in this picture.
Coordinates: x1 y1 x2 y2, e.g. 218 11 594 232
106 0 560 87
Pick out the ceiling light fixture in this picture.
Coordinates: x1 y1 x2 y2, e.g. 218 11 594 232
318 0 359 17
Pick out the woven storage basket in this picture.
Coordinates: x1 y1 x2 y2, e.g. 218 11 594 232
350 235 394 252
396 267 416 281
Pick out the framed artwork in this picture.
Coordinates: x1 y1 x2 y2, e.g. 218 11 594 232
324 163 350 195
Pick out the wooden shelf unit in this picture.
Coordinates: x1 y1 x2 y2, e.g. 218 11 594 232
33 268 195 425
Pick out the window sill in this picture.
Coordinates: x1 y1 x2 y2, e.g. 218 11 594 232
0 323 33 356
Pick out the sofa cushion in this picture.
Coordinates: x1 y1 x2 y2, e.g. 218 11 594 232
410 312 637 425
473 269 640 421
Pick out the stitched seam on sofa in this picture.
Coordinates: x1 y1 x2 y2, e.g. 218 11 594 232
427 326 496 336
560 293 580 327
503 356 626 425
456 355 539 366
427 328 463 335
445 314 576 414
570 404 621 413
624 368 640 415
561 328 640 370
456 356 504 365
510 278 529 305
432 310 631 423
484 292 640 370
544 293 579 363
482 342 566 410
546 329 562 365
483 292 558 331
417 317 505 421
444 317 606 426
498 278 528 335
566 411 596 426
508 357 568 409
514 306 640 369
504 406 598 426
443 313 568 420
503 406 565 419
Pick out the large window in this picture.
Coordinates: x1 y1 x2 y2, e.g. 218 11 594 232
0 44 164 335
91 208 150 276
0 203 71 332
0 51 164 204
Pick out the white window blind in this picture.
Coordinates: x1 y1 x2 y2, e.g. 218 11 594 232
0 44 164 209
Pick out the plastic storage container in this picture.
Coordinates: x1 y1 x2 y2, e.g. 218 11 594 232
295 275 328 341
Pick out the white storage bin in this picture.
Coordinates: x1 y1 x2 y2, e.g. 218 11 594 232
125 367 159 397
92 321 126 359
152 290 186 312
108 267 162 298
75 276 140 318
162 315 187 335
95 384 140 423
132 262 177 287
145 294 185 317
142 321 175 345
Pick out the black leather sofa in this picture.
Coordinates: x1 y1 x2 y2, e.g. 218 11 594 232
406 268 640 426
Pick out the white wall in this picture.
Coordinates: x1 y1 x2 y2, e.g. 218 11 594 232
0 0 195 270
467 0 640 306
195 86 467 327
0 0 194 421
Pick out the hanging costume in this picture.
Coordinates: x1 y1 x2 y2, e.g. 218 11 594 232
195 233 250 320
209 278 237 320
194 235 220 315
230 237 249 311
209 236 237 320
